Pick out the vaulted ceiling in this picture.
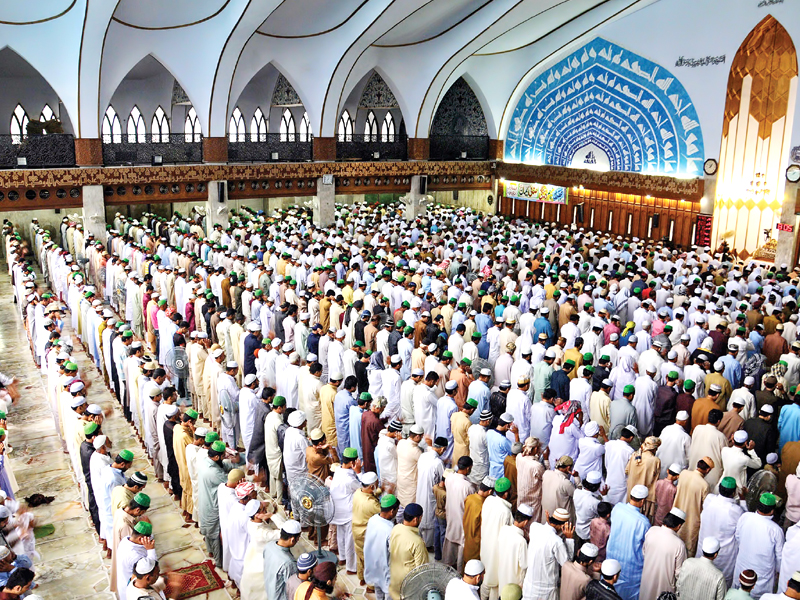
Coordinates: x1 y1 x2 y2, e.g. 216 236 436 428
0 0 658 139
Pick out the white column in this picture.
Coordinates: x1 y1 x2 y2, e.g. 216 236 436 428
82 184 107 242
404 175 427 222
206 180 229 236
313 176 335 228
775 180 799 267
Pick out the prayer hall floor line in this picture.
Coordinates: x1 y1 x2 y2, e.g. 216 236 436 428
0 269 236 600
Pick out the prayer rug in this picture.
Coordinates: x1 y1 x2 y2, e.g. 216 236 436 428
166 560 225 599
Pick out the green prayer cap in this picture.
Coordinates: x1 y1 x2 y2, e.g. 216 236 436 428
185 409 198 419
495 477 511 493
582 353 593 362
623 384 635 394
780 360 788 367
404 326 414 335
123 331 133 338
584 302 593 309
211 440 226 453
359 392 372 401
354 341 364 347
380 494 399 509
478 290 486 296
273 396 286 407
343 447 359 460
720 477 737 490
684 380 695 390
158 299 167 306
667 371 678 380
466 398 478 409
564 359 576 367
134 492 151 508
65 362 77 370
0 412 6 420
583 365 594 374
134 521 153 535
600 355 610 362
759 492 777 507
443 351 453 358
397 320 406 329
254 290 263 297
118 449 134 462
462 358 472 366
84 422 99 436
205 431 220 443
457 302 466 308
472 332 481 339
116 321 125 328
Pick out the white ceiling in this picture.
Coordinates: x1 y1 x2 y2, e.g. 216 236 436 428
0 0 660 138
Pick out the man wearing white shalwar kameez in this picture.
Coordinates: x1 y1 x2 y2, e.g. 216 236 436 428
480 480 514 600
656 413 692 478
733 498 785 599
328 449 361 573
695 479 744 587
522 512 574 600
497 505 533 592
416 442 446 547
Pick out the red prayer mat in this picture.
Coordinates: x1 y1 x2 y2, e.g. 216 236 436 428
166 560 225 599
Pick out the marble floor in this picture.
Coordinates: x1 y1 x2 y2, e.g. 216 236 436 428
1 269 371 600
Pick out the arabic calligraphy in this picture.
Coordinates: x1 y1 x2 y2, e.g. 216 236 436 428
675 55 726 67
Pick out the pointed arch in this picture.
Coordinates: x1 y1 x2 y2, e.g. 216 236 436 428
10 104 29 144
299 111 312 142
250 107 267 140
430 76 488 136
381 112 395 142
102 105 122 143
229 106 246 142
338 110 353 142
151 105 170 142
127 105 146 142
184 106 201 142
40 104 56 124
279 108 295 142
364 110 377 141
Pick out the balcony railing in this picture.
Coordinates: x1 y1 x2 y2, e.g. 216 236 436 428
429 135 490 160
102 134 203 165
0 134 76 168
337 134 408 161
228 133 313 162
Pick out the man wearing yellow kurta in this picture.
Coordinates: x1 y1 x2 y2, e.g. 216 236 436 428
352 473 381 584
389 503 429 600
173 409 198 519
451 400 476 465
320 377 339 450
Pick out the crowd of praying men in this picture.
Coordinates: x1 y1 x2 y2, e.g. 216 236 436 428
3 199 800 600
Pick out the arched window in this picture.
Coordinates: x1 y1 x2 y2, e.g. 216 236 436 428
40 105 56 132
299 112 311 142
10 104 28 144
364 110 377 141
279 109 295 142
338 110 353 142
184 106 201 142
127 106 146 143
151 106 170 143
381 112 395 142
228 107 245 142
102 106 121 143
250 107 267 141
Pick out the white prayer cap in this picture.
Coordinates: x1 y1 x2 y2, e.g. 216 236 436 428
226 361 239 370
330 371 344 381
761 404 774 414
57 352 70 360
0 507 10 520
271 338 282 347
499 412 514 424
676 411 689 421
359 472 378 486
0 547 10 561
390 354 402 364
306 353 318 362
281 519 302 535
584 421 600 437
580 543 599 558
70 382 85 393
86 404 102 415
669 507 687 521
93 435 108 450
428 343 437 352
586 471 602 485
247 322 261 332
409 424 425 436
412 368 424 377
196 332 208 339
211 348 224 358
134 557 157 575
712 363 724 373
219 312 227 319
464 560 485 576
195 427 209 438
709 382 722 392
517 503 533 518
610 333 619 341
165 405 179 417
631 484 649 500
733 430 748 444
552 508 571 522
335 329 346 339
480 368 492 377
680 333 691 341
702 537 721 554
245 499 261 518
541 306 550 314
668 463 683 475
544 348 556 359
744 376 755 385
244 374 257 386
300 312 309 320
601 559 622 577
283 343 295 352
767 452 778 464
288 410 306 427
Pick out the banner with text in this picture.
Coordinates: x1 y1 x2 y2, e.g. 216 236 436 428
502 180 568 204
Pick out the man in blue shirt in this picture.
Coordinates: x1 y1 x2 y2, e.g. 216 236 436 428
486 413 519 479
719 343 743 389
